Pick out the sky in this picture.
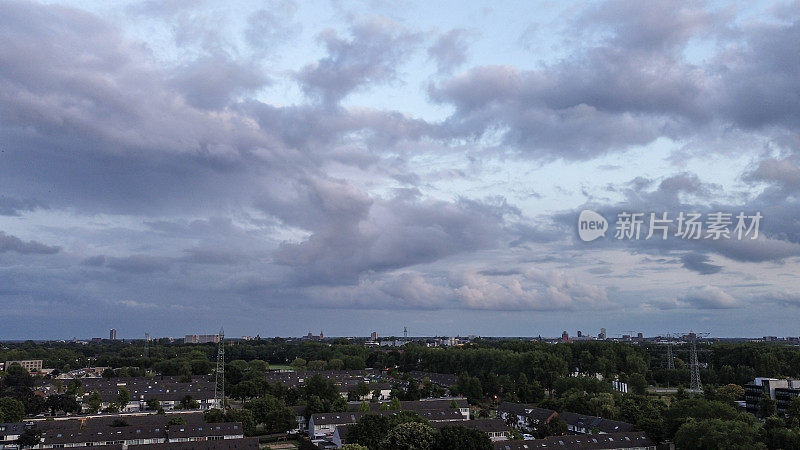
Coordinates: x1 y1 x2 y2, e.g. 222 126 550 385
1 0 800 339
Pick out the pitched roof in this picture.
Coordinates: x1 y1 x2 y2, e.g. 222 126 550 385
558 412 633 434
492 432 653 449
434 419 509 433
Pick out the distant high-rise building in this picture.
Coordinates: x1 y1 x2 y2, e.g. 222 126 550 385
185 334 220 344
599 328 606 340
637 332 643 340
109 329 117 340
370 331 378 341
577 330 583 337
561 331 570 343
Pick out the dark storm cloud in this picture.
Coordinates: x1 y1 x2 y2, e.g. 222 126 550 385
0 196 45 216
0 231 60 254
271 178 516 285
428 29 474 74
296 17 422 105
680 252 722 275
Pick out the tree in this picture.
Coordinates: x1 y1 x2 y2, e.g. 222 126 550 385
349 382 371 401
347 414 392 449
674 418 764 449
16 429 41 449
244 396 295 433
341 445 369 450
0 397 25 422
4 364 33 387
146 398 161 412
381 422 436 450
534 417 567 438
787 397 800 423
433 425 492 450
167 416 187 427
717 384 744 404
46 394 79 415
389 397 402 410
180 395 199 410
628 373 647 395
87 391 103 414
204 408 226 423
290 358 307 370
758 394 777 418
111 418 129 427
117 387 130 410
359 401 370 412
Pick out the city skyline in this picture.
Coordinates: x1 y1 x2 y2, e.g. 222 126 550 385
1 0 800 339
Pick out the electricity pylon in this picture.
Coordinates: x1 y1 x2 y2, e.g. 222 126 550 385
214 328 225 409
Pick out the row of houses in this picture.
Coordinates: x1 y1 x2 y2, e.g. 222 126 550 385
0 412 254 449
330 418 510 448
497 402 635 435
34 377 220 413
493 431 655 450
265 370 392 401
81 377 219 412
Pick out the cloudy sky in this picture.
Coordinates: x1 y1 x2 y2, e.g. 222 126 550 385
1 0 799 339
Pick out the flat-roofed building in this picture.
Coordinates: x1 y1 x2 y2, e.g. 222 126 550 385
5 360 43 372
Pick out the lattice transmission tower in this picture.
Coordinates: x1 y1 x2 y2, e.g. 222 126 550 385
689 333 702 392
214 328 225 409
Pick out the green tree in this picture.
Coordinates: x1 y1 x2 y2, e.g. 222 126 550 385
16 429 42 449
758 394 777 418
433 425 492 450
716 384 744 404
180 395 199 410
87 391 103 414
0 397 25 422
674 418 764 449
146 398 161 412
117 387 130 409
787 397 800 423
381 422 436 450
167 416 187 427
244 396 295 433
290 357 307 370
341 445 369 450
46 394 79 415
628 373 647 395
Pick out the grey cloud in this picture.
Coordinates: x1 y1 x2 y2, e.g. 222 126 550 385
0 231 60 255
428 29 474 74
744 156 800 195
81 255 106 266
0 196 44 216
170 54 269 109
296 17 421 105
764 291 800 308
680 252 722 274
105 255 172 274
271 177 514 286
428 2 799 160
